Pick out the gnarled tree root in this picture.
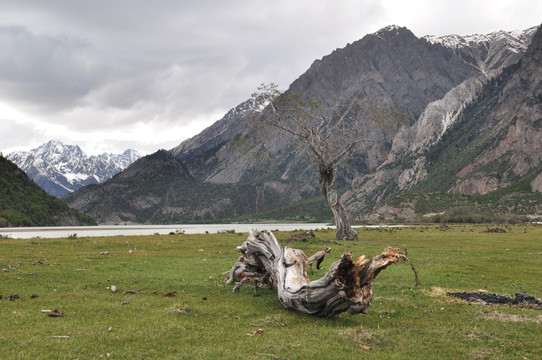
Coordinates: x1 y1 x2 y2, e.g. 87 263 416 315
226 230 419 317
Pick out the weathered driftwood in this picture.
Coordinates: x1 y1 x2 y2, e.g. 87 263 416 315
226 230 419 317
226 247 275 294
307 247 331 275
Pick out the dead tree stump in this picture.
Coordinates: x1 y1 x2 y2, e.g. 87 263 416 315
226 230 418 317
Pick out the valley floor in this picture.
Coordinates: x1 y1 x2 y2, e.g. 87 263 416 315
1 225 541 359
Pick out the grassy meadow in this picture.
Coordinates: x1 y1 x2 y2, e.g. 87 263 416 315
1 225 541 359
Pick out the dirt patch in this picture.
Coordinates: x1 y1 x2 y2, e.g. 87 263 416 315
425 286 449 298
447 292 542 310
482 227 507 233
165 306 195 315
468 349 489 359
285 231 316 242
483 311 542 323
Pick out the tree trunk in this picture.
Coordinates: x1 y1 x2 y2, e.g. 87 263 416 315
319 164 359 241
226 230 418 317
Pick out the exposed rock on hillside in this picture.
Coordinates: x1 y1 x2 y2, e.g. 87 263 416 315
424 27 537 78
346 25 539 217
450 24 542 194
531 172 542 192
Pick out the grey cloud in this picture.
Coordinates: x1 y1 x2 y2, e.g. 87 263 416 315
0 0 539 155
0 26 103 112
0 1 386 121
0 118 47 153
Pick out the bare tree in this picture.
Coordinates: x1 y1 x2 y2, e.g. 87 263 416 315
253 83 404 240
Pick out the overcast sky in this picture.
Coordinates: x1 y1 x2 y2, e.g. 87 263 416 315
1 0 540 156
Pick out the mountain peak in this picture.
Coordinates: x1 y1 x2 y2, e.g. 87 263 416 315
524 23 542 58
422 26 537 78
375 25 405 33
36 139 84 159
372 25 413 39
122 149 141 162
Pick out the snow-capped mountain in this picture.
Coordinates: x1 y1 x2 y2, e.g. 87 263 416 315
423 27 537 77
7 140 140 197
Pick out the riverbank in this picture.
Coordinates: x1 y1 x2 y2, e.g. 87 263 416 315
0 223 332 239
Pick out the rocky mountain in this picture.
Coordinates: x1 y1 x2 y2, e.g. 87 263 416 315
171 98 264 182
63 149 310 224
0 155 96 227
7 140 140 197
63 24 541 224
174 25 485 190
351 24 542 220
424 28 536 78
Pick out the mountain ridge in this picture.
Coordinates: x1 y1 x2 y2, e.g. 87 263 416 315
423 26 538 78
8 140 140 197
356 24 542 220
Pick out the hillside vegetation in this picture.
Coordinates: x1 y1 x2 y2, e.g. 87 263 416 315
0 156 96 227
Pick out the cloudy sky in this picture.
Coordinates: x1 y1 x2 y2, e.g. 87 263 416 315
1 0 540 156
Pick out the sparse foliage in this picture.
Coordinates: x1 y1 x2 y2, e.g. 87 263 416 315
253 83 406 240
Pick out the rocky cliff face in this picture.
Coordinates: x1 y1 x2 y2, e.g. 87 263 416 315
385 77 485 164
381 27 537 166
424 27 537 78
405 27 538 155
170 98 261 181
450 24 542 194
291 25 477 119
364 23 542 220
345 25 538 218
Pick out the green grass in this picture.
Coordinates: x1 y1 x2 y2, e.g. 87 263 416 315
1 226 541 359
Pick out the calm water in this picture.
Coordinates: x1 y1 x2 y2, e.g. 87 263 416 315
0 223 334 239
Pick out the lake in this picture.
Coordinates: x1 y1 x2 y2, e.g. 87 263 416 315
0 223 334 239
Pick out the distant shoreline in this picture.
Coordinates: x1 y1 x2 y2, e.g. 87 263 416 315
0 223 333 239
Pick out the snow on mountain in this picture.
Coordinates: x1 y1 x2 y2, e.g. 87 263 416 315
383 26 538 165
373 24 404 38
7 140 140 197
423 28 536 51
423 26 538 77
